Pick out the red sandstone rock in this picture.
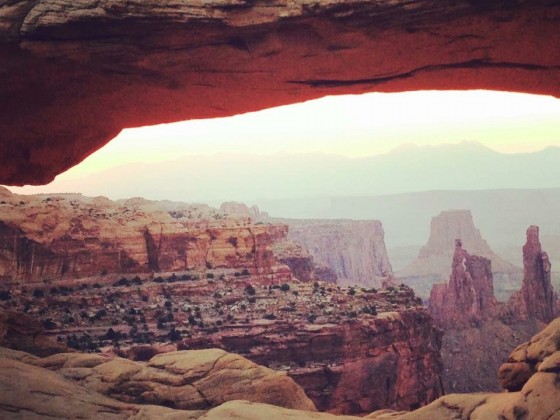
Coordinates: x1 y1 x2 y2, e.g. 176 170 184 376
1 2 559 185
398 210 521 299
503 226 559 324
428 239 498 329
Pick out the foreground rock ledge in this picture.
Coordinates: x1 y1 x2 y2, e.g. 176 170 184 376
1 1 560 185
1 316 560 419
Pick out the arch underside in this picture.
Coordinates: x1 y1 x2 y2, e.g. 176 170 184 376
1 0 559 185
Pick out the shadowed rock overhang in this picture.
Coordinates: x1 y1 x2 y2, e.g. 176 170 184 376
1 0 559 185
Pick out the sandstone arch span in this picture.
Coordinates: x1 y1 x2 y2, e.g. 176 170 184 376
1 0 559 185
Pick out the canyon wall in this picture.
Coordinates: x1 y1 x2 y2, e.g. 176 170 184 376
0 188 289 284
284 220 394 288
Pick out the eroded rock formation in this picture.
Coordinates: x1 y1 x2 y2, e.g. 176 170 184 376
1 1 560 185
0 188 289 284
285 220 393 288
398 210 521 299
429 239 498 329
503 226 560 324
2 316 560 419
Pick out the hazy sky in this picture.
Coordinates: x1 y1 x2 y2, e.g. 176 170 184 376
8 89 560 197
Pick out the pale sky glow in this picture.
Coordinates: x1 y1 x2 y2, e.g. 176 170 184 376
8 90 560 195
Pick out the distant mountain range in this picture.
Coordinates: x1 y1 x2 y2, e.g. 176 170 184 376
10 141 560 202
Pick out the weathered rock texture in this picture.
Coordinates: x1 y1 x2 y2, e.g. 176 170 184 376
285 220 393 288
498 316 560 392
0 188 289 285
0 308 68 357
429 240 498 329
503 226 560 324
1 1 560 185
398 210 521 299
23 348 315 412
272 239 338 283
2 317 560 420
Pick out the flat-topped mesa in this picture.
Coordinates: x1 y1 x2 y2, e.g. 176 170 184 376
429 239 498 329
503 226 559 324
285 220 393 288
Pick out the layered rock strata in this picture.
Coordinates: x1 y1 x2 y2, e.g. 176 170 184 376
2 316 560 419
429 239 498 329
0 189 289 285
285 219 393 288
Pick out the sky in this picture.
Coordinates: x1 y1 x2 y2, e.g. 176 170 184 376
8 89 560 198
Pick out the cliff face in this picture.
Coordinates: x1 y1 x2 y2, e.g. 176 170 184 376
503 226 560 324
398 209 521 299
0 189 288 284
285 220 393 288
429 240 498 329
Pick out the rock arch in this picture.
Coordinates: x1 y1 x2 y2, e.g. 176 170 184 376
1 0 559 185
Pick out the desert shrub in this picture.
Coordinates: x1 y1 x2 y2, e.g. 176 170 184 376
245 285 256 296
241 268 250 276
280 283 290 292
168 328 182 341
95 309 107 320
248 296 256 304
263 313 277 320
307 314 317 323
348 288 356 296
42 318 57 330
114 278 130 287
32 288 44 298
206 273 215 279
132 276 142 286
164 300 172 309
0 290 11 301
153 277 164 283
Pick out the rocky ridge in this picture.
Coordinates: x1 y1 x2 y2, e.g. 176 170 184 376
0 188 290 285
1 316 560 419
0 271 442 415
